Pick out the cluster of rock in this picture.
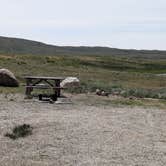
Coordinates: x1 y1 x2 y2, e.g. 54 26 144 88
95 89 109 97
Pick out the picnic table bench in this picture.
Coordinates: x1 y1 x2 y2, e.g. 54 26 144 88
24 76 65 100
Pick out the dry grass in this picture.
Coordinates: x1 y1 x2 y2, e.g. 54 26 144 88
0 54 166 91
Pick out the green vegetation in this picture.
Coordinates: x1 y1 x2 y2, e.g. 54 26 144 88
111 98 166 109
5 124 33 140
0 36 166 59
74 93 166 109
0 53 166 100
0 36 166 101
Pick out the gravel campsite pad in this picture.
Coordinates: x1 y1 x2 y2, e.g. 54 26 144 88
0 94 166 166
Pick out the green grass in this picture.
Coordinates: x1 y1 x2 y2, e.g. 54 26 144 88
0 36 166 107
0 54 166 98
111 98 166 109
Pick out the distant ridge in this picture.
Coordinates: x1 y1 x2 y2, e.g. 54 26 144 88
0 36 166 59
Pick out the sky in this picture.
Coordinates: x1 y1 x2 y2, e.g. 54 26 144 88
0 0 166 50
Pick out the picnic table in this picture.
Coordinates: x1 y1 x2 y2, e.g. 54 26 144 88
24 76 65 99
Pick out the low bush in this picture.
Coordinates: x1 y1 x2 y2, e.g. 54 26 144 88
117 88 166 99
65 81 166 100
5 124 33 140
66 81 112 94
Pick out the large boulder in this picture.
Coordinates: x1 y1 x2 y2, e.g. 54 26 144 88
60 77 80 88
0 68 19 87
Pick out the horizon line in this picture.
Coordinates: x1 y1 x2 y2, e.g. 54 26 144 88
1 35 166 52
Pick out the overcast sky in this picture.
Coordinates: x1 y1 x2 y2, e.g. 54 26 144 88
0 0 166 50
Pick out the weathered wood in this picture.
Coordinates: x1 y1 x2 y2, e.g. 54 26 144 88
31 79 43 86
44 79 54 87
38 94 57 101
25 79 33 96
26 86 65 89
24 76 65 98
24 76 65 80
55 79 61 97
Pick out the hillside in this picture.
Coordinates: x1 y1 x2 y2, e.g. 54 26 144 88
0 36 166 99
0 36 166 59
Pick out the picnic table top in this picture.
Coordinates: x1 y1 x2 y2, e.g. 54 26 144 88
24 76 65 80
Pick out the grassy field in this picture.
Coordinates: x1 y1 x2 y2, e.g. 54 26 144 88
0 53 166 99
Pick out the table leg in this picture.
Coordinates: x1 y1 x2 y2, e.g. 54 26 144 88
25 79 33 96
55 80 61 97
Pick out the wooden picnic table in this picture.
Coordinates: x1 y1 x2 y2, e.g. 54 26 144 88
24 76 65 98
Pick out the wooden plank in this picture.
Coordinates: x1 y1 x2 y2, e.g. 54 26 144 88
25 86 66 89
24 76 66 98
24 76 65 80
25 78 33 96
55 79 61 97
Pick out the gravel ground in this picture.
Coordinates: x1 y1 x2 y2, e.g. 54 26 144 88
0 94 166 166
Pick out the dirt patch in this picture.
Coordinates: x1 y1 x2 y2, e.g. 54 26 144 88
0 94 166 165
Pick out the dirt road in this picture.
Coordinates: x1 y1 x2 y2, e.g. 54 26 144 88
0 94 166 166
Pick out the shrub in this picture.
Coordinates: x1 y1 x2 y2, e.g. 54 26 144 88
120 88 166 99
5 124 33 140
66 81 112 94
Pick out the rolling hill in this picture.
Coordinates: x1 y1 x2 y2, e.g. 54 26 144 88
0 36 166 59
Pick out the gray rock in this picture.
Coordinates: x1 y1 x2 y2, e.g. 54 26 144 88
60 77 80 88
0 68 19 87
96 89 102 95
96 89 109 96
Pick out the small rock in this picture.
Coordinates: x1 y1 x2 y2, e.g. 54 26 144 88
96 89 109 97
101 91 109 97
96 89 102 95
49 99 55 104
